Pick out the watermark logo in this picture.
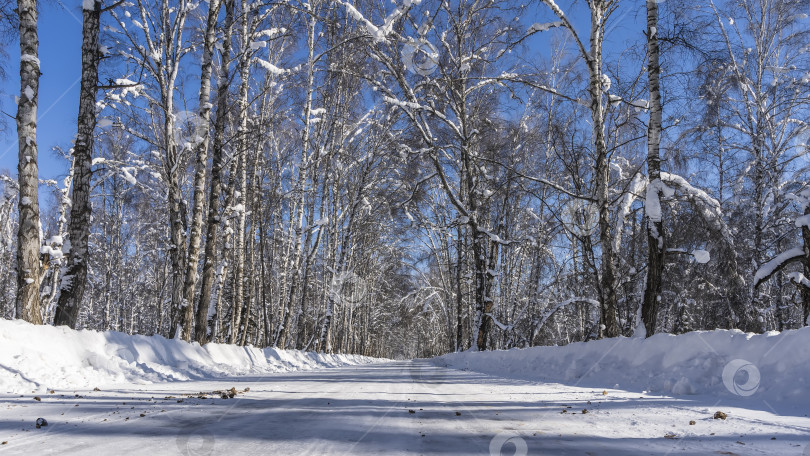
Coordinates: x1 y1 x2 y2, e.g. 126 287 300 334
176 426 215 456
722 359 760 397
173 110 208 150
328 271 368 309
489 431 528 456
803 443 810 456
561 199 599 237
402 38 439 76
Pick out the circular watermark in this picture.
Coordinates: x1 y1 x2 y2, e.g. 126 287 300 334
173 110 208 150
561 199 599 237
722 359 761 397
402 38 439 76
328 271 368 309
489 431 528 456
176 426 215 456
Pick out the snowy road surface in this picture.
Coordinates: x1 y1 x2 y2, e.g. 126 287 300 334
2 361 809 455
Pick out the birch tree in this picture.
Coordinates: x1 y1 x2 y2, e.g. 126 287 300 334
641 0 664 337
54 0 103 328
15 0 42 324
180 0 222 341
693 0 810 329
533 0 620 337
196 0 235 344
110 0 193 338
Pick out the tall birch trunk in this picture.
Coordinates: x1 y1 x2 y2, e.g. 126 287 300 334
803 205 810 326
15 0 42 324
641 0 664 337
229 0 250 345
159 2 189 340
54 0 101 328
589 2 619 338
280 11 317 348
180 0 222 341
166 107 187 339
196 0 235 344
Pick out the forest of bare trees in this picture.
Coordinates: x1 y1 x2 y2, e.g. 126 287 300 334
0 0 808 359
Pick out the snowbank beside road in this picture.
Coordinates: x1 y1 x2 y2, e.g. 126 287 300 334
0 319 377 394
436 328 810 404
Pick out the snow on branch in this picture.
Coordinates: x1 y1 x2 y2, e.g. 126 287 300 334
754 247 806 288
536 0 590 63
528 21 564 34
661 172 734 246
614 173 646 253
255 58 287 75
787 272 810 289
646 179 674 223
661 172 747 290
537 297 600 331
340 0 419 43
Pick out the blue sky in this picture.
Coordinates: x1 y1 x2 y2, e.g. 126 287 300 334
0 0 650 182
0 1 82 181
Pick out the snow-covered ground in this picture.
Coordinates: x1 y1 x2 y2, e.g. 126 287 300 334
0 319 376 394
436 327 810 406
2 320 810 455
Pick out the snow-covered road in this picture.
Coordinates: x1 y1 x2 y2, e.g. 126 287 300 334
2 361 808 455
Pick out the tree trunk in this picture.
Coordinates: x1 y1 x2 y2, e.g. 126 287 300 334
472 224 490 350
43 167 73 322
641 0 664 338
803 205 810 326
477 229 499 350
166 119 187 339
180 0 221 341
15 0 42 324
455 225 464 351
589 3 619 339
196 0 234 344
229 0 251 345
54 0 101 328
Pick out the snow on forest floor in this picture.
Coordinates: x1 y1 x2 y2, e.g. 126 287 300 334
0 319 377 394
1 320 810 455
437 327 810 405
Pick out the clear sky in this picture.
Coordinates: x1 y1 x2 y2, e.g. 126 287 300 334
0 1 82 181
0 0 649 183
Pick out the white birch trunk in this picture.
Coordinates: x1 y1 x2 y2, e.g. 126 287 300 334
15 0 42 324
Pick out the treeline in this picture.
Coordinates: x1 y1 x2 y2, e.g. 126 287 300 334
0 0 808 358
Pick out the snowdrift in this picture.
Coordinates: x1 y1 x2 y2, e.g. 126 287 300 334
0 319 376 394
437 328 810 404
